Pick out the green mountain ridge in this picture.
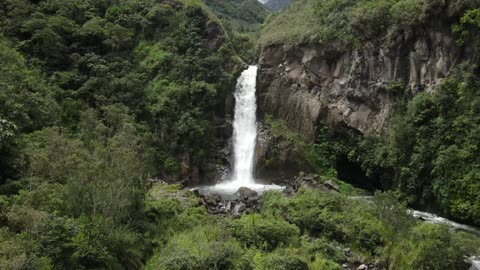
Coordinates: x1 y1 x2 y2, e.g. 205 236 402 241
264 0 293 11
204 0 269 33
0 0 245 268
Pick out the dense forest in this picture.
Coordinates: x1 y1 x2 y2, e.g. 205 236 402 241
0 0 479 269
204 0 269 33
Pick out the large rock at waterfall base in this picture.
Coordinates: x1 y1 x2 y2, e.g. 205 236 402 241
204 193 222 206
233 202 247 218
198 188 260 216
235 187 258 200
357 264 368 270
324 180 340 192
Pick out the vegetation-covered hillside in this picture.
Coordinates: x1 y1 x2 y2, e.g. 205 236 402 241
0 0 245 268
204 0 269 33
144 185 480 270
259 0 480 46
263 0 293 11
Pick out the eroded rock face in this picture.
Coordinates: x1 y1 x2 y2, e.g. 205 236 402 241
258 27 457 139
255 123 313 180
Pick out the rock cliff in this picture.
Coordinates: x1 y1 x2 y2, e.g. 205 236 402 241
257 25 458 140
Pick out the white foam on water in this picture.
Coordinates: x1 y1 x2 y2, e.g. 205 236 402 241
205 181 284 195
409 210 480 236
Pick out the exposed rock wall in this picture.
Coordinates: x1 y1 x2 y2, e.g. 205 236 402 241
257 26 458 140
254 123 313 180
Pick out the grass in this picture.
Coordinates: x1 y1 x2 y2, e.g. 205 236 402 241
258 0 320 46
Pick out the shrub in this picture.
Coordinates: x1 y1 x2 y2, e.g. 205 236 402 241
253 249 309 270
283 189 346 239
349 0 393 40
303 238 345 263
0 228 28 270
390 0 425 31
230 214 300 250
345 211 384 255
388 223 471 270
308 255 343 270
146 225 242 270
144 184 209 238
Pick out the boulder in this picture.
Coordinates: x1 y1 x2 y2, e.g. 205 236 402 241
247 195 260 203
293 172 327 191
357 264 368 270
220 201 232 213
325 180 340 192
204 193 221 206
282 185 296 196
236 187 258 199
233 202 247 217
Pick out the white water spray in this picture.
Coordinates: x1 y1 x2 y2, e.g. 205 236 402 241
206 65 283 194
231 65 258 184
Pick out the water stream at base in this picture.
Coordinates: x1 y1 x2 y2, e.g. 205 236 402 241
202 65 283 195
353 197 480 268
409 210 480 269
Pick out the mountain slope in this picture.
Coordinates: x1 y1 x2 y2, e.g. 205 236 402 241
258 0 318 46
264 0 293 11
0 0 245 267
204 0 269 33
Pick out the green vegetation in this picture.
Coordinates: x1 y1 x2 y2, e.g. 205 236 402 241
0 0 245 268
258 2 480 226
292 65 480 226
202 0 269 62
145 187 480 270
258 0 480 46
204 0 269 34
263 0 293 12
258 116 363 195
0 0 479 268
0 0 246 185
387 66 480 225
257 63 475 228
259 0 319 46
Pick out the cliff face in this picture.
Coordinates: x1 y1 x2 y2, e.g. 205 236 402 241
257 26 458 140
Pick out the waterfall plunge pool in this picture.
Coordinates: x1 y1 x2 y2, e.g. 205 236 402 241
196 179 284 199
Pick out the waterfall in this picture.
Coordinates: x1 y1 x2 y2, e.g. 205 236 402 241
231 65 258 185
201 65 283 194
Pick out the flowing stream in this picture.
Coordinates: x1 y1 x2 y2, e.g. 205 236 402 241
203 65 282 194
354 197 480 269
409 210 480 236
409 210 480 269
